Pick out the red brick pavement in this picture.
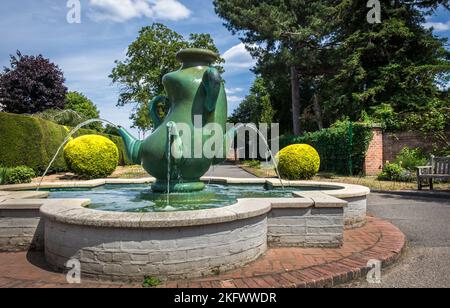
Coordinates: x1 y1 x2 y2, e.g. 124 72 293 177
0 216 405 288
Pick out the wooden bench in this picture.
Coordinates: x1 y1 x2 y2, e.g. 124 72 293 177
417 156 450 190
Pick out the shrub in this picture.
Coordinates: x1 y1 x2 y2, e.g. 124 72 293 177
3 166 36 184
394 147 428 171
0 167 8 185
378 163 414 182
0 112 132 173
64 135 119 179
243 160 261 168
276 144 320 180
280 121 373 175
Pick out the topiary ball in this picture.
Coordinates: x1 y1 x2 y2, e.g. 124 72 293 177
64 135 119 179
276 144 321 180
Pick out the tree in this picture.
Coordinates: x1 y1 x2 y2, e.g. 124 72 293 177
65 91 102 130
65 91 100 119
217 0 449 136
326 0 450 131
229 77 275 124
214 0 340 135
0 51 67 114
110 23 224 131
130 102 153 138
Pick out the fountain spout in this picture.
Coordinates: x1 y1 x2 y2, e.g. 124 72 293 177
118 127 143 165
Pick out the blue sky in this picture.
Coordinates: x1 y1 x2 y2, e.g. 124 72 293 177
0 1 448 135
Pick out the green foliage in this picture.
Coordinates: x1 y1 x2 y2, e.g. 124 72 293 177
276 144 321 180
110 23 224 132
280 121 373 175
325 2 450 133
378 163 413 182
394 147 428 171
130 101 152 134
229 77 275 124
103 124 120 136
0 167 8 185
142 277 162 288
64 91 102 130
243 160 261 169
34 109 86 128
214 0 342 133
0 112 132 174
1 166 35 185
64 135 119 179
215 0 450 136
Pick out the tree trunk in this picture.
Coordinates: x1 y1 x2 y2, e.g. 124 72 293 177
290 66 301 135
312 93 324 130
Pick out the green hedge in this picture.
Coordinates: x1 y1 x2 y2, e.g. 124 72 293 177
0 112 132 173
280 121 373 175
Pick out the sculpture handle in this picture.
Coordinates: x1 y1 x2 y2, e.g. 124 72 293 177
149 96 169 128
202 67 221 113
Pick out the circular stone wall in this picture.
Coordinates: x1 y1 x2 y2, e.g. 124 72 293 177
41 203 270 282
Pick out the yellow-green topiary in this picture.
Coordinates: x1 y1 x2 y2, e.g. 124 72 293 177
276 144 321 180
64 135 119 179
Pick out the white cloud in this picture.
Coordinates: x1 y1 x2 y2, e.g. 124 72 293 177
88 0 191 23
424 21 450 32
223 43 256 70
225 87 244 95
227 95 244 113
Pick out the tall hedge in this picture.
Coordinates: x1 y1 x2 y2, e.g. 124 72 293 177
0 112 132 173
280 121 373 175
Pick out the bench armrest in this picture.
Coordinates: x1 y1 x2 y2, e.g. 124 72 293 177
417 166 433 176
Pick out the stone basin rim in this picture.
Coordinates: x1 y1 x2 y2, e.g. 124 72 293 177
38 194 344 229
0 178 371 198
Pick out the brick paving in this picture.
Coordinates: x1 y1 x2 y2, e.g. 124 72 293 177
0 216 405 288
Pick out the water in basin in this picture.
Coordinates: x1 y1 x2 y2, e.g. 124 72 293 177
47 184 334 213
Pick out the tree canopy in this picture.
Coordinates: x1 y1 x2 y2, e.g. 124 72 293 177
214 0 450 136
0 51 67 114
110 23 224 132
229 77 275 125
65 91 102 130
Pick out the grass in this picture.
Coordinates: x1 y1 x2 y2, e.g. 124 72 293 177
239 161 450 192
142 276 162 288
109 165 149 179
31 163 449 192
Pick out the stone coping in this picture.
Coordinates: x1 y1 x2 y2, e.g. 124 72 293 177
38 193 347 229
0 191 49 201
0 199 91 211
0 177 370 199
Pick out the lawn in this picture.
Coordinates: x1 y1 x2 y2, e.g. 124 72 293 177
239 163 450 192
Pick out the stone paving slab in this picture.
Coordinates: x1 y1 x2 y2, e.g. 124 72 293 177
0 216 405 288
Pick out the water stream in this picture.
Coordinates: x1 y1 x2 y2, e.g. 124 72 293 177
36 119 119 191
235 124 285 190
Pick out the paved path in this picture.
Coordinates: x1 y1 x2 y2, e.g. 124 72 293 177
205 163 257 178
343 193 450 288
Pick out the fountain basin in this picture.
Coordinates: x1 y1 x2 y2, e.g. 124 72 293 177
40 195 347 281
0 179 369 281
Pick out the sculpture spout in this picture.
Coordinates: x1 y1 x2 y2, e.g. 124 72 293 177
118 127 143 165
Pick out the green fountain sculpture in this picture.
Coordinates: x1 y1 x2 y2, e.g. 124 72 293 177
118 48 232 192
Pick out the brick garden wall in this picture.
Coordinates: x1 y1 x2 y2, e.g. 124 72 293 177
363 129 450 176
383 131 450 163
